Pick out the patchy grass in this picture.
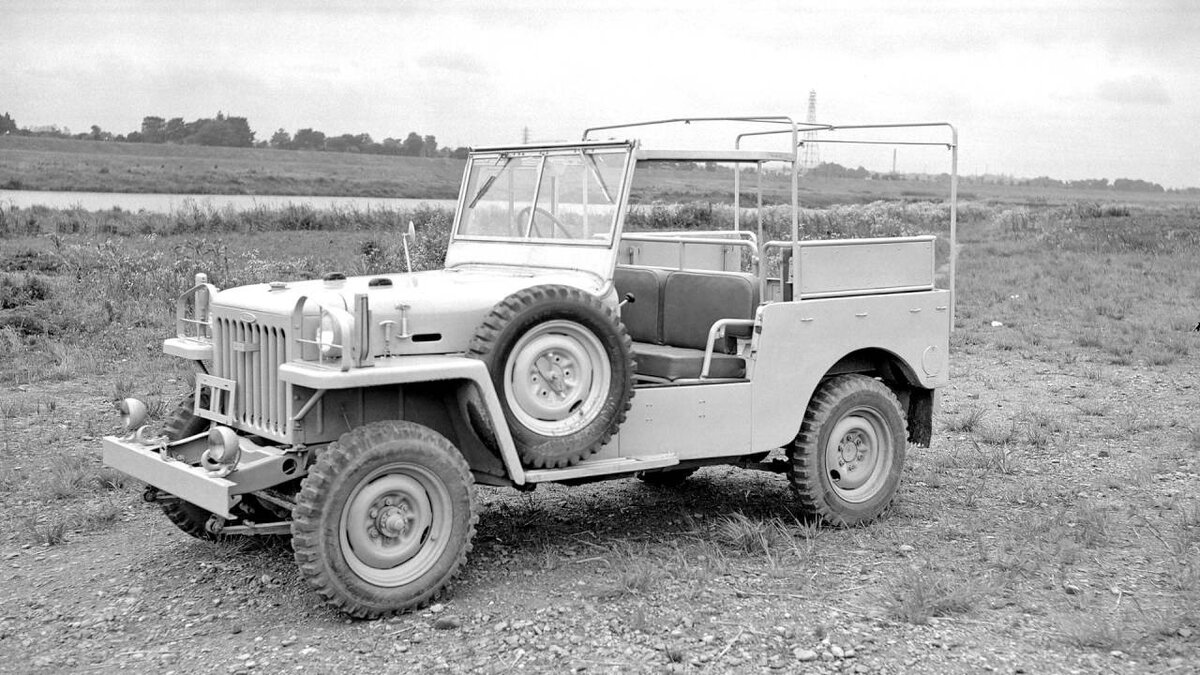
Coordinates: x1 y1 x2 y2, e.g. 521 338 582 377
882 561 991 625
1 196 1198 670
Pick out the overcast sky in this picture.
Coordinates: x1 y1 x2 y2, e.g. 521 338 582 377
4 0 1197 187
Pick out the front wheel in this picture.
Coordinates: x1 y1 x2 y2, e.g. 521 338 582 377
291 421 477 618
788 375 907 527
159 395 221 540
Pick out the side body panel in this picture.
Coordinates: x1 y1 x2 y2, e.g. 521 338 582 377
601 383 754 460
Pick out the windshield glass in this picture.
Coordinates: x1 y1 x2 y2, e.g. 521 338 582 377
456 147 630 245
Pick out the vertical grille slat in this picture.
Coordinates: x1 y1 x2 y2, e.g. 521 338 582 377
256 323 267 427
211 313 289 443
235 321 246 424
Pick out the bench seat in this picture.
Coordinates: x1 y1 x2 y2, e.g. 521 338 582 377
631 342 746 381
615 265 759 382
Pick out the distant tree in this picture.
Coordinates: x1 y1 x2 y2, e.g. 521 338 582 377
224 116 255 147
1113 178 1164 193
422 135 438 157
140 116 166 143
88 124 112 141
401 132 424 156
292 128 326 150
0 112 17 135
164 117 188 143
326 133 355 152
269 128 292 149
449 146 470 159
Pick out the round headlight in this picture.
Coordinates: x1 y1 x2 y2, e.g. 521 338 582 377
318 312 341 357
119 398 149 431
206 426 241 466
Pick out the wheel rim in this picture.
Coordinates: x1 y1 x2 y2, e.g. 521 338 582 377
339 463 453 587
503 319 611 436
823 407 895 504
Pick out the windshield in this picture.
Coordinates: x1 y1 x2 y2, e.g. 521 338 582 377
456 147 631 245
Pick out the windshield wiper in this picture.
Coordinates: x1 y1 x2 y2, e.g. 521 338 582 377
467 156 513 209
583 152 615 203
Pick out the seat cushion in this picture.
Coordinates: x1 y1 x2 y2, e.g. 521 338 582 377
632 342 745 381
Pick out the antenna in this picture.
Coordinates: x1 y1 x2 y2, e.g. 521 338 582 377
800 89 820 173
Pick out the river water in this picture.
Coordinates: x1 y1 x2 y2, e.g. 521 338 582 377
0 189 455 213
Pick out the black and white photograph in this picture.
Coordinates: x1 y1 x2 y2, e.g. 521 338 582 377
1 1 1197 673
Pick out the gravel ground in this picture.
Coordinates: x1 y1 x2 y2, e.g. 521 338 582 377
1 345 1198 674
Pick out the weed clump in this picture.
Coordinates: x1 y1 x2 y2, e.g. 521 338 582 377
0 273 51 309
882 562 989 624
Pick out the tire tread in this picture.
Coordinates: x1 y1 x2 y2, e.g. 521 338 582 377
787 375 907 527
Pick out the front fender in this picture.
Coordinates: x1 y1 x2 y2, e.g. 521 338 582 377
278 355 526 484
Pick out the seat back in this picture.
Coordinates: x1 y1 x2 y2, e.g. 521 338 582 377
614 265 669 344
661 271 759 352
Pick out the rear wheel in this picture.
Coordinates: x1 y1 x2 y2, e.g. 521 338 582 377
291 421 477 618
788 375 906 526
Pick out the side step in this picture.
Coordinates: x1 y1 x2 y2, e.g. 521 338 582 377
524 453 679 484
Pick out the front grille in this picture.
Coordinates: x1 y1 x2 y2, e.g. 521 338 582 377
212 316 290 442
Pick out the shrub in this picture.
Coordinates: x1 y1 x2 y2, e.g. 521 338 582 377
0 273 52 309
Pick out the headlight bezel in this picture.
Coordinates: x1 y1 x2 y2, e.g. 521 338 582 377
291 297 357 371
175 274 219 341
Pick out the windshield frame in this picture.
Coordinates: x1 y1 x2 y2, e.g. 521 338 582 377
451 141 635 248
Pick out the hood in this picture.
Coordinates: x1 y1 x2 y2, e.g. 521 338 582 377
211 266 612 355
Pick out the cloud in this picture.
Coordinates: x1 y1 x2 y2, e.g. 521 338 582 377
1097 75 1171 105
416 51 487 76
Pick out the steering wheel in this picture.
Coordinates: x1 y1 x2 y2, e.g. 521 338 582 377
515 206 574 239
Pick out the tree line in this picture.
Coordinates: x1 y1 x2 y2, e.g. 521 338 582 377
0 111 469 159
0 110 1192 191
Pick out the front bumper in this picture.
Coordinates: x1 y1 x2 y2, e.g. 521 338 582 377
102 433 302 519
103 435 237 517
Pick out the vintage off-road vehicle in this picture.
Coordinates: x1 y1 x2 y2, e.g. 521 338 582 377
104 116 959 617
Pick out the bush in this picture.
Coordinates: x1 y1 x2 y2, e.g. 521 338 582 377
0 273 51 309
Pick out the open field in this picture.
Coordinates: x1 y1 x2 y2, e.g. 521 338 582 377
0 197 1198 672
0 136 466 198
5 135 1198 209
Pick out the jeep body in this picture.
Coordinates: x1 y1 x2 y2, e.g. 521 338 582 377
103 116 958 617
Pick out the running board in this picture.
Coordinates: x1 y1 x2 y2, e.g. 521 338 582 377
523 453 679 483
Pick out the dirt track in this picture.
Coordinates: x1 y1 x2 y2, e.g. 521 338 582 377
1 341 1197 674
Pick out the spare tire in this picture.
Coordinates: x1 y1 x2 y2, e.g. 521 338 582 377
467 285 634 469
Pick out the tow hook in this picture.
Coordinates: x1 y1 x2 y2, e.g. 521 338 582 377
205 515 227 536
142 487 179 504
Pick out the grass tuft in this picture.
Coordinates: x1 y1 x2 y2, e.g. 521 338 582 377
882 563 989 625
715 512 791 557
944 405 986 433
25 518 68 546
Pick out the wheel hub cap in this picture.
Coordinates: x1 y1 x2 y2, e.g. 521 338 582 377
824 411 892 502
345 474 434 570
504 320 611 436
